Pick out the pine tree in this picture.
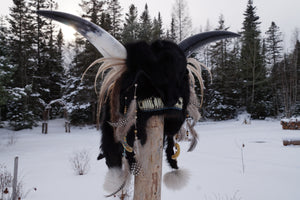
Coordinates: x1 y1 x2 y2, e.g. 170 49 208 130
106 0 122 40
0 17 15 124
99 12 113 34
49 29 65 104
7 0 39 129
240 0 271 118
205 15 238 120
137 4 152 42
265 21 283 67
294 39 300 115
122 4 139 44
166 17 177 42
64 0 104 124
152 12 164 40
28 0 66 118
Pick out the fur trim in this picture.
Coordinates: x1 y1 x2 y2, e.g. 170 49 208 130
104 157 131 197
103 167 125 193
163 169 190 190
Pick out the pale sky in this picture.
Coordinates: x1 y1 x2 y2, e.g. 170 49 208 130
2 0 300 51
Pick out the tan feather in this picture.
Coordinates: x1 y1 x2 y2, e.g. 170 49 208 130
81 57 126 125
112 100 137 142
186 120 198 152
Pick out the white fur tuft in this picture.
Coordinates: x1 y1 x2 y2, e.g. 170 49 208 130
163 169 190 190
103 167 125 193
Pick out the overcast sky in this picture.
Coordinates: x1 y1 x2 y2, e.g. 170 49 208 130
2 0 300 51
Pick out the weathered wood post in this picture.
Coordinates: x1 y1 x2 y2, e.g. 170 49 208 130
133 116 164 200
12 156 18 200
42 109 48 134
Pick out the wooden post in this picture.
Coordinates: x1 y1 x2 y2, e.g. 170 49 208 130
133 116 164 200
12 156 18 200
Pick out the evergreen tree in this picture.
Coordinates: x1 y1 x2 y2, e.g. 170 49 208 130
293 40 300 115
272 46 299 118
240 0 271 118
0 17 14 124
29 0 65 118
166 17 177 42
99 12 113 34
205 14 238 120
7 0 39 129
265 21 283 67
122 4 139 44
137 4 152 42
106 0 122 40
64 0 104 124
152 12 164 40
49 29 65 102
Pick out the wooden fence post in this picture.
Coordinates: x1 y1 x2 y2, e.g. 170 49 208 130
12 156 18 200
133 116 164 200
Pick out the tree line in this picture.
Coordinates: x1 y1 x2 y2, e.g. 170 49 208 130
0 0 299 130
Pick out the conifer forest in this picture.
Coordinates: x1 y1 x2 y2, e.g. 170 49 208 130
0 0 299 130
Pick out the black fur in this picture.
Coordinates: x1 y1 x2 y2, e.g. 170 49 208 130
99 40 190 171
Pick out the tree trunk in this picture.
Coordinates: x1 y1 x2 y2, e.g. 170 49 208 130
133 115 164 200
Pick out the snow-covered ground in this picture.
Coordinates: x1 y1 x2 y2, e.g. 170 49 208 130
0 118 300 200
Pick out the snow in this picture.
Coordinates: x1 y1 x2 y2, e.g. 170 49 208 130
1 119 300 200
281 117 300 122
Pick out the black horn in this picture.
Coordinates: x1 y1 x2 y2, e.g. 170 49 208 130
179 31 240 57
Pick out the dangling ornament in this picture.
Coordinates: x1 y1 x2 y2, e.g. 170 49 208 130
171 143 181 160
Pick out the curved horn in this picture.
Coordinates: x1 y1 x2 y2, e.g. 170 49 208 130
37 10 126 59
179 31 240 57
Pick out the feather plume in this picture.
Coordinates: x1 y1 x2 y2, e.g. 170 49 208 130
131 136 143 176
81 57 127 124
187 86 201 123
109 99 137 142
186 120 198 152
187 58 212 108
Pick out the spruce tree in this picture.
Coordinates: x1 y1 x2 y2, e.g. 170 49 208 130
152 12 164 41
137 4 152 42
28 0 66 118
293 40 300 115
122 4 139 44
106 0 122 40
64 0 104 124
240 0 271 118
169 17 177 42
205 14 238 120
265 22 283 67
0 17 14 124
7 0 39 129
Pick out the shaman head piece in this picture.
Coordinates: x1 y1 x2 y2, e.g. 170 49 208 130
37 10 239 196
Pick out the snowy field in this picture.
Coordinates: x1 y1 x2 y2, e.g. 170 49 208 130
0 118 300 200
